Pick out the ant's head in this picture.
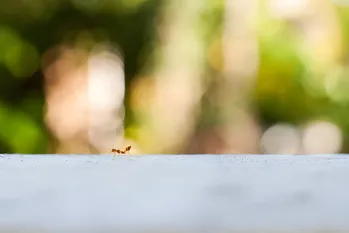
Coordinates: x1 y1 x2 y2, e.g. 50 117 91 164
125 146 131 151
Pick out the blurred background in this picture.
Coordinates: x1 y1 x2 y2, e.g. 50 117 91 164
0 0 349 155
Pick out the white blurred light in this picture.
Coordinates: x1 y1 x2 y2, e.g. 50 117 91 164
302 120 342 154
87 46 126 153
269 0 310 19
260 123 301 154
88 48 125 111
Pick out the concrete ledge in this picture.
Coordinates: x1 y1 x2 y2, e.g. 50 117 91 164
1 154 349 233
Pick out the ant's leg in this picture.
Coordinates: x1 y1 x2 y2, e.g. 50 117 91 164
112 152 120 160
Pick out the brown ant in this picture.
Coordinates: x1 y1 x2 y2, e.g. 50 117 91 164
111 145 132 159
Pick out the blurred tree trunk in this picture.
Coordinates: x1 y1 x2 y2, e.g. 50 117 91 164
187 0 261 154
136 0 208 153
43 44 126 154
217 0 261 153
43 46 92 154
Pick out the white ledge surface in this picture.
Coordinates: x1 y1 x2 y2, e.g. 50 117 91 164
1 154 349 232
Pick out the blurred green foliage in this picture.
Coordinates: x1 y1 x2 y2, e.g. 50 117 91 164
254 3 349 152
0 0 161 153
1 0 349 153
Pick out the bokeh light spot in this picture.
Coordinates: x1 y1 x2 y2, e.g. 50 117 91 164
325 66 349 104
302 120 342 154
0 26 21 63
260 123 301 154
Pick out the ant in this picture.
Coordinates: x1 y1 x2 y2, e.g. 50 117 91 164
111 145 132 159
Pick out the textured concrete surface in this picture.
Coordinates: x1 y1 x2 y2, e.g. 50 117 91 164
0 154 349 233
